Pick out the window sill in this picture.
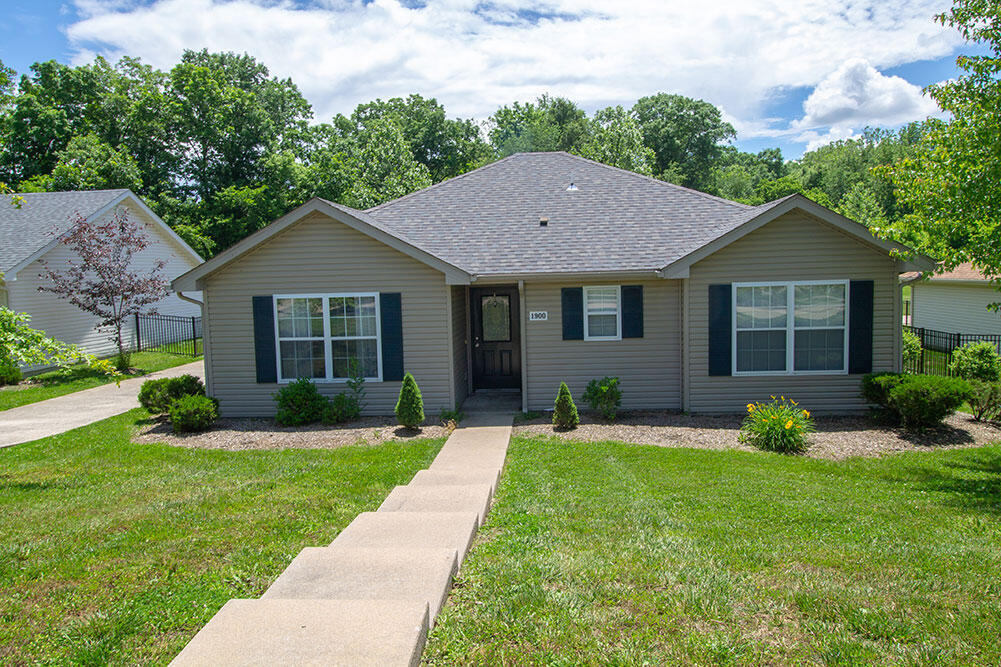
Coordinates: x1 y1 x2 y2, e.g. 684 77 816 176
731 369 848 377
277 377 383 384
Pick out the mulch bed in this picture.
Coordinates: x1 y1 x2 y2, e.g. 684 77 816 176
514 410 1001 460
133 416 452 451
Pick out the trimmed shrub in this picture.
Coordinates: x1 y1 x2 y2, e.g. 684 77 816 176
138 374 206 414
552 382 580 430
168 394 218 433
966 380 1001 421
902 329 922 370
273 378 327 426
861 372 904 408
323 392 361 424
138 378 171 413
0 352 22 386
887 375 971 430
949 340 1001 382
739 397 814 454
583 376 622 421
395 373 425 428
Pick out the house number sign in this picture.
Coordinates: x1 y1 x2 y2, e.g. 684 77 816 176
529 311 548 321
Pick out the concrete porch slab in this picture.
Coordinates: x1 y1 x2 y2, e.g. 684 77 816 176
379 484 493 525
262 547 457 625
169 598 427 667
329 512 479 565
409 468 502 494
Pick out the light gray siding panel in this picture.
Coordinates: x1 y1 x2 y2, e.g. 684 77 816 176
203 212 450 417
450 286 468 408
10 202 201 369
912 283 1001 335
687 212 899 414
523 279 681 411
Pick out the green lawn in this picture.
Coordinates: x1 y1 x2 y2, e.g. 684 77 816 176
426 436 1001 665
0 410 444 664
0 348 201 411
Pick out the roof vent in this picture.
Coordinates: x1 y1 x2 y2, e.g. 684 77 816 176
539 216 549 227
566 182 578 192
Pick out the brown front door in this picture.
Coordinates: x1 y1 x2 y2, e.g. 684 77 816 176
470 286 521 390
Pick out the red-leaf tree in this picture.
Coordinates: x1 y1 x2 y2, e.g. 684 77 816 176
39 209 169 370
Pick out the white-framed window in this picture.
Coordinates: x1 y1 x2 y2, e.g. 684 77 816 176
733 280 848 376
274 293 382 383
584 285 621 341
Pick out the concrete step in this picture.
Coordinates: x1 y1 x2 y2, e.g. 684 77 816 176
330 512 479 565
169 598 428 666
379 484 493 525
409 468 502 494
261 547 457 625
428 447 508 472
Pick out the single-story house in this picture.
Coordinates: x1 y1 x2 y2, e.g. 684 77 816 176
1 189 203 369
172 152 935 416
906 263 1001 335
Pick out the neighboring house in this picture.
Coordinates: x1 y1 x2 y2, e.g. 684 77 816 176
1 190 203 369
907 263 1001 335
172 152 935 416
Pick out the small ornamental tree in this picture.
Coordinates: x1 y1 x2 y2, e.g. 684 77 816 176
553 382 580 430
39 209 169 370
395 372 425 428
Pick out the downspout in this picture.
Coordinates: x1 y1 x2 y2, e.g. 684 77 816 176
519 279 528 414
177 291 203 307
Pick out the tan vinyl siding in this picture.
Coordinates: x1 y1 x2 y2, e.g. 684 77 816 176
687 212 899 413
912 283 1001 335
203 211 451 417
9 203 201 368
450 285 468 408
522 278 681 411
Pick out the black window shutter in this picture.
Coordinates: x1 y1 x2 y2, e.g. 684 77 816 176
848 280 874 374
380 292 404 381
561 287 584 340
708 284 732 376
252 296 277 383
621 285 644 338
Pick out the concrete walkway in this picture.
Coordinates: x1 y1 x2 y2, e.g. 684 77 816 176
171 412 513 667
0 360 204 448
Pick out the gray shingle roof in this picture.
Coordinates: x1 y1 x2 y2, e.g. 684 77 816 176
0 189 129 274
365 152 762 276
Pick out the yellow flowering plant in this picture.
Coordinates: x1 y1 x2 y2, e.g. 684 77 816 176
738 396 814 453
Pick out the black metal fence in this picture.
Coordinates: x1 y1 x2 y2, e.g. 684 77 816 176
904 325 1001 375
134 313 202 356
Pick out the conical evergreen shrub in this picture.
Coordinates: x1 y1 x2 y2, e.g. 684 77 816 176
552 381 579 429
395 372 425 428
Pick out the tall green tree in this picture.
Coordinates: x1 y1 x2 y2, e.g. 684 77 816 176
632 93 736 190
880 0 1001 274
578 106 655 174
347 95 490 181
19 133 142 193
489 94 591 156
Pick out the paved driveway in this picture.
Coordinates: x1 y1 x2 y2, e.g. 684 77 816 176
0 360 204 448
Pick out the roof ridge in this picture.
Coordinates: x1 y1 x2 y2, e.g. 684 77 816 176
551 151 751 210
365 153 524 213
12 188 130 197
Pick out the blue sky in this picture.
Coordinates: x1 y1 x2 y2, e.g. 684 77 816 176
0 0 979 159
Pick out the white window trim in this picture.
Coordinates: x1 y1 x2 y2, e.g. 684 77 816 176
583 285 622 341
273 293 383 383
731 280 850 377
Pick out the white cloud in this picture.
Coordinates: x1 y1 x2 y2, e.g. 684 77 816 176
64 0 960 147
793 58 941 133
